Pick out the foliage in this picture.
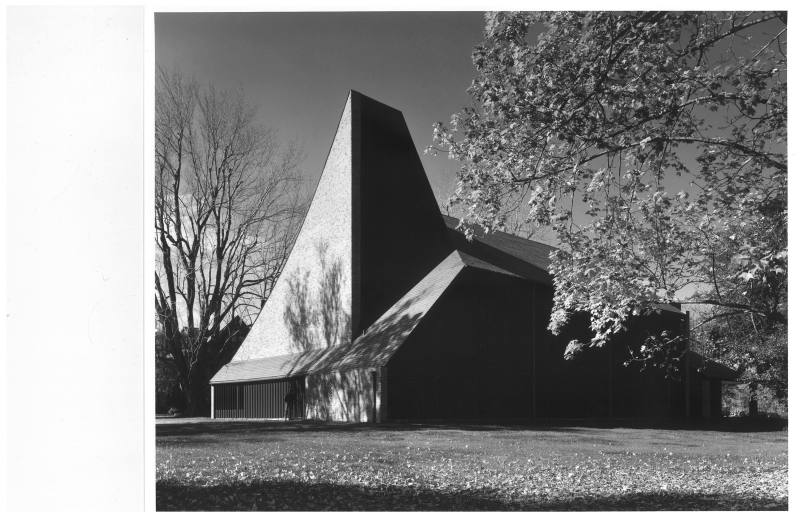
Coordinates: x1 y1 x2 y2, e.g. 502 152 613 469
430 12 787 369
155 329 183 413
697 311 787 411
723 381 787 418
156 421 787 510
155 68 305 414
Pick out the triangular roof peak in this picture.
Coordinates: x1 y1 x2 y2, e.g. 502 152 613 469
228 91 453 363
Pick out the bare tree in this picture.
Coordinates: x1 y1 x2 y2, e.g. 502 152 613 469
155 68 305 415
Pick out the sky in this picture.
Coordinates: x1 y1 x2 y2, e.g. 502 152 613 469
155 12 487 207
155 12 785 244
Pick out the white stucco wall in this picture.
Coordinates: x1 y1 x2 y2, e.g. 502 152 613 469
232 95 353 361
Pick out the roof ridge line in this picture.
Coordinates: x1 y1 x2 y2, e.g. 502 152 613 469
441 213 557 250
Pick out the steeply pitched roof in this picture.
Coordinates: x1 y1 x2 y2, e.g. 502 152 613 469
210 349 327 384
306 250 466 372
442 217 690 320
442 214 555 283
686 350 739 381
653 303 685 315
211 250 510 384
456 250 520 278
210 240 691 386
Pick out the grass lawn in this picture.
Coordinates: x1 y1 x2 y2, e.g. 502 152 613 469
156 419 787 511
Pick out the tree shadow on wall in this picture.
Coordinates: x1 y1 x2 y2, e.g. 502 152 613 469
305 368 375 422
283 241 351 352
300 288 434 421
313 291 429 369
281 240 453 421
290 275 436 421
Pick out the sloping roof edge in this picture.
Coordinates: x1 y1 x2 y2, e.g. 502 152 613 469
304 250 467 373
457 250 521 278
209 348 329 384
442 214 554 284
210 250 469 384
687 350 740 381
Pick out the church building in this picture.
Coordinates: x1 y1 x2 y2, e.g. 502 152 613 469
210 91 735 422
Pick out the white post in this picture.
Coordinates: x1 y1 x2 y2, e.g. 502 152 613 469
684 311 691 418
531 285 537 419
372 370 379 424
378 367 388 423
210 385 215 419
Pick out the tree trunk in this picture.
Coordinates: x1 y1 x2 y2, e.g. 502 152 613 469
748 383 759 417
182 374 210 417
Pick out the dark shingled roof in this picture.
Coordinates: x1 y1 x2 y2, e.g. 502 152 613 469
209 349 326 384
456 250 520 278
653 303 686 315
210 234 687 385
687 350 740 381
211 250 493 384
442 214 555 271
442 214 555 283
442 215 688 317
306 249 466 372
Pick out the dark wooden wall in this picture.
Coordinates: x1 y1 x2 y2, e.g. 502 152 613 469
386 270 696 421
532 285 688 419
387 269 535 419
214 277 715 421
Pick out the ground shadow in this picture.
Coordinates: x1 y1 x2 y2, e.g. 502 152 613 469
156 416 787 439
156 479 787 511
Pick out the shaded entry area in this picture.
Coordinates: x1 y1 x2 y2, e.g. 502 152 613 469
214 377 304 419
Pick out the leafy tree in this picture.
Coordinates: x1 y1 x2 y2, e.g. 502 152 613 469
155 68 305 415
695 310 787 415
430 12 786 375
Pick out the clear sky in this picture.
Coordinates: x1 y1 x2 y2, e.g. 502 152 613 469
155 12 487 206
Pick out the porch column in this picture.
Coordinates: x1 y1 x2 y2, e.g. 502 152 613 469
376 367 388 423
531 285 537 419
684 311 691 418
210 385 215 419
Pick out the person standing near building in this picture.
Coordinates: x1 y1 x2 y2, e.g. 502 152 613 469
284 384 297 420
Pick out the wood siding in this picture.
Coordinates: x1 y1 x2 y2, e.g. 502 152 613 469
213 377 304 419
387 269 535 419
